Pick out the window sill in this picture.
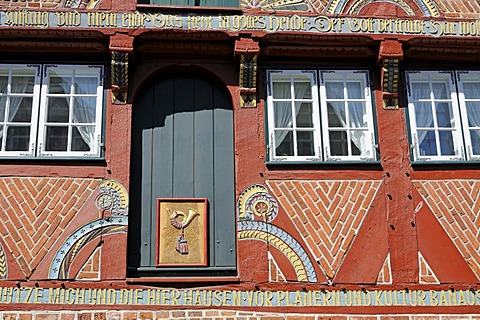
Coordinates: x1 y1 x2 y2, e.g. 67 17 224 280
127 276 240 284
266 160 381 166
0 156 106 163
411 160 480 167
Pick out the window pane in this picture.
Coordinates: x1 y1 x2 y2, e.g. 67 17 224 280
412 82 430 99
11 73 34 94
0 71 8 93
326 82 344 99
9 97 32 122
418 130 437 156
294 82 311 99
466 102 480 127
296 102 313 128
49 74 71 94
415 102 434 127
350 130 367 156
5 126 29 151
439 131 455 155
45 126 68 151
74 77 97 95
329 131 348 156
432 82 449 99
471 130 480 155
47 98 69 123
328 102 345 127
73 97 97 124
297 131 314 156
274 102 292 128
0 99 5 121
348 102 367 128
346 82 363 99
463 82 480 99
273 82 290 99
72 126 91 151
436 103 453 128
275 130 293 156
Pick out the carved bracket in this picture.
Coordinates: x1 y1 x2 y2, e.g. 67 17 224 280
378 39 403 109
235 38 260 108
110 51 129 104
109 34 133 105
239 54 258 108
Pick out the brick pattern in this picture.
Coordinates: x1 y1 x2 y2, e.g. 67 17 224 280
267 180 382 279
0 177 100 277
418 252 439 284
268 252 286 282
377 253 392 284
309 0 327 13
413 180 480 279
75 246 101 281
435 0 480 18
0 0 62 9
0 311 477 319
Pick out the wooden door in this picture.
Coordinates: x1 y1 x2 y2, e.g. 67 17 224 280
129 71 236 274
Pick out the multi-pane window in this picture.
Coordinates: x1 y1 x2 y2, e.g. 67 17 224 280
266 70 376 162
0 64 104 158
406 71 480 161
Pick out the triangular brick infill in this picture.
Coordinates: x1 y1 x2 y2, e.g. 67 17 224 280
414 180 480 282
267 180 382 279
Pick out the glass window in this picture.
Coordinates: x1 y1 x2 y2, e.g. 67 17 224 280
406 70 479 161
0 64 104 158
266 70 376 162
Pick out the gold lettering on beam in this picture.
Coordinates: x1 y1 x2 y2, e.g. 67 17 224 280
55 11 81 27
5 11 49 28
121 12 147 27
87 12 117 27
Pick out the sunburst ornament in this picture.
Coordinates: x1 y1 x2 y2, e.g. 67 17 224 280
237 184 278 222
242 0 311 11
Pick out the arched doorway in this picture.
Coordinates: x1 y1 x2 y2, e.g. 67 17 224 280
128 69 236 276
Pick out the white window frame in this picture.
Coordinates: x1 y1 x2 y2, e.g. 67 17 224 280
406 70 479 162
0 64 104 158
267 70 321 162
319 70 376 161
0 64 41 157
456 71 480 161
266 69 376 163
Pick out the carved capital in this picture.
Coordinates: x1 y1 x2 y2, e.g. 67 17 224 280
234 37 260 55
109 33 134 52
378 39 403 109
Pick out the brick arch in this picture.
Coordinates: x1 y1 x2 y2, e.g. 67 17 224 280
326 0 440 17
